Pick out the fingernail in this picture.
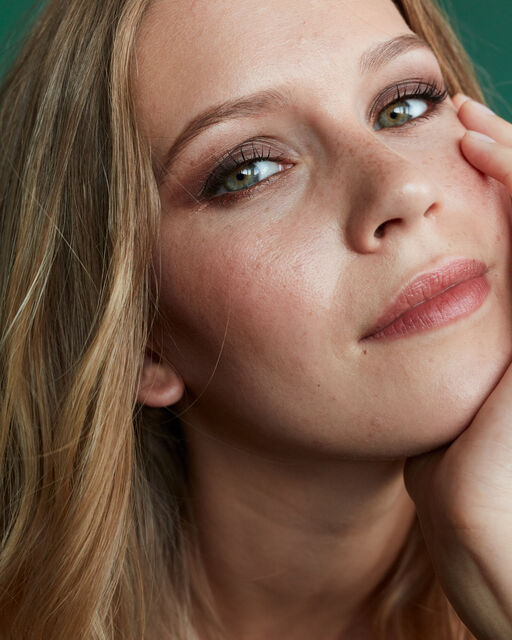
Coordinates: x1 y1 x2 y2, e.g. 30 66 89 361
469 99 495 116
467 130 496 143
456 94 495 116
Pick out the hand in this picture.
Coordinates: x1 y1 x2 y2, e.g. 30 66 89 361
404 94 512 640
453 94 512 191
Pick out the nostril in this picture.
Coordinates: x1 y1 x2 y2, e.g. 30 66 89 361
374 218 402 238
374 223 386 238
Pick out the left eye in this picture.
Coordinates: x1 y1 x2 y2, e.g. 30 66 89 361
374 98 429 131
212 159 286 196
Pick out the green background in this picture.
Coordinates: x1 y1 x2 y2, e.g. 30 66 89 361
0 0 511 116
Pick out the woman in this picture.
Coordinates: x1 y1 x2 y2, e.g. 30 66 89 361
1 0 512 638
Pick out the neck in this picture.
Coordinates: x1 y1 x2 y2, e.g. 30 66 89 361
185 429 416 640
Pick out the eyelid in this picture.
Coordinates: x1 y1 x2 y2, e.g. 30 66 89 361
201 164 295 207
199 138 288 199
368 76 447 122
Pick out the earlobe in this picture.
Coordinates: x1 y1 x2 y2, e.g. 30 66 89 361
137 352 185 408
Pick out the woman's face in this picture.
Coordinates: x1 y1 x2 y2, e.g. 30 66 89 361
134 0 512 459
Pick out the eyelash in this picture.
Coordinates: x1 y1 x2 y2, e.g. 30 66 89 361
199 78 448 204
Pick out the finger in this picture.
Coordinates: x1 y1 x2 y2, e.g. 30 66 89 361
456 96 512 147
460 134 512 192
451 92 469 111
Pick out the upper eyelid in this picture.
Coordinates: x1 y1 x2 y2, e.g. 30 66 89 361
200 140 286 197
368 77 447 121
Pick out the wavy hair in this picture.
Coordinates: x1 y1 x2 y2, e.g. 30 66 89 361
0 0 484 638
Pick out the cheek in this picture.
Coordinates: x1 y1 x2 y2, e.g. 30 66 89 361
457 168 511 245
154 212 348 391
428 128 512 244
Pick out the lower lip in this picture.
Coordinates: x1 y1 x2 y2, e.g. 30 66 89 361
365 275 490 341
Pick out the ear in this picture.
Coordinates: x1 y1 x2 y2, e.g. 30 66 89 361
137 351 185 408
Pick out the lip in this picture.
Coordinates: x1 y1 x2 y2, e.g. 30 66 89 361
361 258 490 341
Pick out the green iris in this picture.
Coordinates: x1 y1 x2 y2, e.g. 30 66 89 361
225 163 261 192
214 159 283 195
374 98 428 131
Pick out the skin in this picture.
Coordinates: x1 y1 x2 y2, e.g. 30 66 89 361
133 0 512 637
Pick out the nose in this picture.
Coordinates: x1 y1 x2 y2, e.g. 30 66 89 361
341 134 439 254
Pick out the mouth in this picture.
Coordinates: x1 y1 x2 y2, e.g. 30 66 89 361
361 258 490 341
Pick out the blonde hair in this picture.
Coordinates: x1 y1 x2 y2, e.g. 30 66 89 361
0 0 484 638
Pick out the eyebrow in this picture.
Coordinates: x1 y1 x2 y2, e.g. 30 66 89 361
157 33 433 180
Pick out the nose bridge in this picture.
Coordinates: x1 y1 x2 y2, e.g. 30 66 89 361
342 132 438 253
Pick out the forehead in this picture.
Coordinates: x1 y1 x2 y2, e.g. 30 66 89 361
134 0 409 146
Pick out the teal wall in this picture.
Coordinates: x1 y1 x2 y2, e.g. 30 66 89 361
440 0 512 117
0 0 42 76
0 0 511 115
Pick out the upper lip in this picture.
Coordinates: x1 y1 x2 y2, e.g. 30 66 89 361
361 258 489 340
